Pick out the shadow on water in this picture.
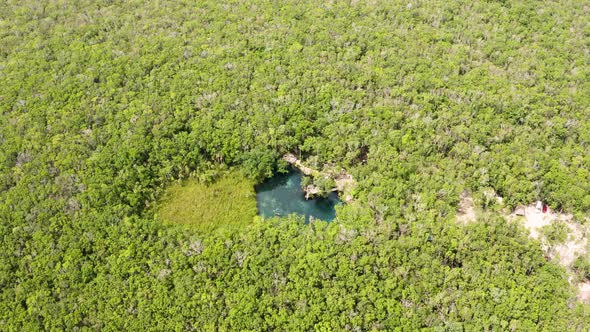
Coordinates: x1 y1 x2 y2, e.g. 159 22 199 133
255 168 341 222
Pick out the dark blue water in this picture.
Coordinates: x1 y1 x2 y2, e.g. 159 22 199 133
255 170 341 222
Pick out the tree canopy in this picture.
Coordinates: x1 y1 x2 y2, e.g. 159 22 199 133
1 0 589 330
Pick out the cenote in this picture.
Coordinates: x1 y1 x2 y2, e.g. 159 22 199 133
255 169 342 222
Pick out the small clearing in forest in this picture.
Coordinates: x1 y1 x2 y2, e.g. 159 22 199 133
507 205 585 266
458 195 590 304
457 191 476 224
508 204 590 303
157 171 257 231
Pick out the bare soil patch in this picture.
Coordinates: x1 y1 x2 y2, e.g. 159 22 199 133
457 191 476 224
463 198 590 303
508 205 589 301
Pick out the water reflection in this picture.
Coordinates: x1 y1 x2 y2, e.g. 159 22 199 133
255 169 341 222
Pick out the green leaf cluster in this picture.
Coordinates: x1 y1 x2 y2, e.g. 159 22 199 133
1 0 589 330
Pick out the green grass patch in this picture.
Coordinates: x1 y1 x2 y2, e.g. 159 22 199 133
157 171 258 231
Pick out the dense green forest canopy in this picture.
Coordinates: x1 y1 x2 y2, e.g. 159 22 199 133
1 0 590 330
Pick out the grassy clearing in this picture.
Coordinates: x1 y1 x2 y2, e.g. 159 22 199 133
157 171 258 231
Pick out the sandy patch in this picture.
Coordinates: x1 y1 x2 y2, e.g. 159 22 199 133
457 191 476 224
507 204 590 300
553 222 587 266
511 206 554 239
509 205 586 265
578 282 590 303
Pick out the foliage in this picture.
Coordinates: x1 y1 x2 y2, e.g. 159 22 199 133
1 0 589 330
301 175 313 189
573 256 590 281
318 176 336 192
540 221 570 247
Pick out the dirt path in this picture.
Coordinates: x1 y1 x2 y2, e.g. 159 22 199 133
283 153 318 176
283 153 356 202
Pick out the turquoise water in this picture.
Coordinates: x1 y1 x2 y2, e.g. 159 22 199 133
255 170 341 222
